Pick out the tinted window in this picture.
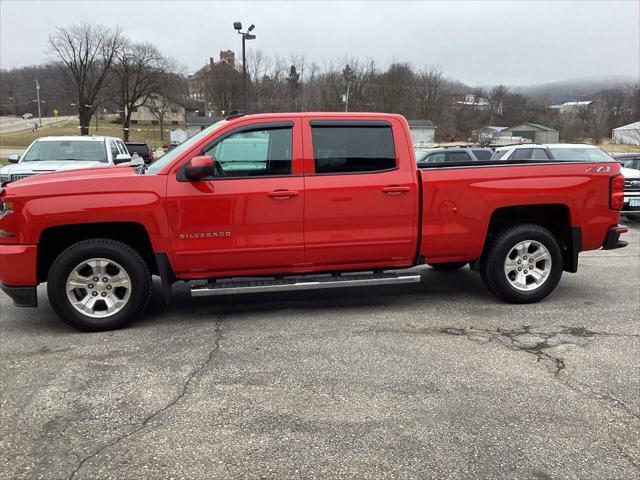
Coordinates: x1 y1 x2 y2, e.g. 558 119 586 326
312 126 396 174
472 149 492 160
491 150 509 160
530 149 551 160
205 127 292 177
447 151 472 162
126 143 148 155
509 148 532 160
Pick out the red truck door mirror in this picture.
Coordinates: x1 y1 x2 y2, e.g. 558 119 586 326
184 155 215 181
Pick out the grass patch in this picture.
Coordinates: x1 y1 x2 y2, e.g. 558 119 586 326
0 158 8 166
0 117 182 149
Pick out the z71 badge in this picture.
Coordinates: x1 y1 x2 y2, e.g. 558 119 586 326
179 232 232 240
584 165 612 173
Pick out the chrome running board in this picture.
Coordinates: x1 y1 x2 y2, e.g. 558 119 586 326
190 272 421 297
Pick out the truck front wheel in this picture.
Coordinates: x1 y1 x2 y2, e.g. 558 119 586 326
47 239 152 331
481 224 563 303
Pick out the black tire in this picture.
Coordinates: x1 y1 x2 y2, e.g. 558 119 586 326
428 261 468 271
47 239 152 331
481 224 563 303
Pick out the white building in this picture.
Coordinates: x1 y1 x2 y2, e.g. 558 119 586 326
408 120 436 146
612 121 640 146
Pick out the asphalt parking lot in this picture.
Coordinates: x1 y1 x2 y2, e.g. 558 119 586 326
1 221 638 480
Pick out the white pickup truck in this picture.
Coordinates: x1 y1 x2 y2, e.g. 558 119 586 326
0 136 137 184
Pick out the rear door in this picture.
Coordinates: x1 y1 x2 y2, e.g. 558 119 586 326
302 119 418 268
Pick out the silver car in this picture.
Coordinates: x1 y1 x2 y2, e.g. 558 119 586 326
0 136 136 184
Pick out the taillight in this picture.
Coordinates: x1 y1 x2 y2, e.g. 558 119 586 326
610 174 624 210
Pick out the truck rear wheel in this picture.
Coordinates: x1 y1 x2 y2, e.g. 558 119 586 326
481 224 563 303
47 239 151 331
428 262 468 271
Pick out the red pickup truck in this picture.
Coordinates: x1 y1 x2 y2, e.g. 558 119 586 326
0 112 628 331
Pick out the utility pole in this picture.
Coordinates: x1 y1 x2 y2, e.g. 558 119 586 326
35 80 42 127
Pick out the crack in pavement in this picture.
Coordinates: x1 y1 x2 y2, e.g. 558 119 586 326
433 324 640 470
67 320 223 480
612 437 640 470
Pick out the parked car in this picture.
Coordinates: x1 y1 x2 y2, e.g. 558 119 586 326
491 144 554 161
0 112 627 331
0 136 135 185
163 141 180 152
21 113 33 120
613 152 640 169
492 144 640 215
125 142 154 164
415 147 493 164
492 143 620 163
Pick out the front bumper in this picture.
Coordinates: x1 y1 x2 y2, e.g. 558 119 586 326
623 192 640 214
0 244 38 307
602 225 628 250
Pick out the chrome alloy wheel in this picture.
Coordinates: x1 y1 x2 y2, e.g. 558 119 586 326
65 258 132 318
503 240 552 292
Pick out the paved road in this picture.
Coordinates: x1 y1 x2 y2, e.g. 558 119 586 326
0 116 74 135
1 221 638 479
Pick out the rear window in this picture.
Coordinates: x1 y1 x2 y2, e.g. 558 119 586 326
548 147 615 162
311 124 396 174
472 149 492 160
126 144 149 154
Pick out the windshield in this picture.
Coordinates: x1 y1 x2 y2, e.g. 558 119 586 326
548 147 614 162
414 150 430 162
622 159 640 170
146 121 226 174
22 140 108 163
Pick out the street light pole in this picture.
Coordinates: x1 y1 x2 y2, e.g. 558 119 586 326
242 34 247 112
234 22 256 112
35 80 42 127
345 83 351 112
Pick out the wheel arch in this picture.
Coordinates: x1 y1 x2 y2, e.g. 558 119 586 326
37 222 161 283
484 204 579 273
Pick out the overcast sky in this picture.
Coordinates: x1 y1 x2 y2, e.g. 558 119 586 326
1 0 638 86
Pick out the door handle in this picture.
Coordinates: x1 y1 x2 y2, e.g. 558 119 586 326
382 186 410 195
268 190 299 199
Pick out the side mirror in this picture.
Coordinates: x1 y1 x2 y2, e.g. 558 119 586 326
184 155 215 181
8 154 20 164
114 153 131 165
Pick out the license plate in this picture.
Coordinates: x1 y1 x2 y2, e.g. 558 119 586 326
630 198 640 207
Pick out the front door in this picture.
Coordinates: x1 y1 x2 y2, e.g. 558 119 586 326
302 119 418 268
165 121 305 277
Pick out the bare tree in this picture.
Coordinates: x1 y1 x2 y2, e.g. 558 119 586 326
415 65 445 121
49 23 121 135
110 40 174 140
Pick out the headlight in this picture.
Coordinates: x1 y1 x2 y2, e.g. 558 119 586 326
0 174 9 184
